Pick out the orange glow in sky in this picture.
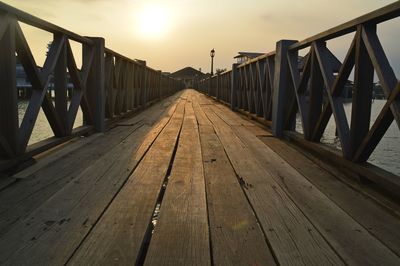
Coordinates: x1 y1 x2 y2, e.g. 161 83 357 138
2 0 399 74
137 5 171 38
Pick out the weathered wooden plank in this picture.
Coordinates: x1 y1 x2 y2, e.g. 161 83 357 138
0 122 145 264
261 135 400 257
197 93 253 126
234 125 400 265
198 94 272 138
145 100 210 265
212 104 253 126
0 92 183 236
192 100 276 264
201 105 343 265
13 134 102 179
0 125 130 235
283 130 400 195
68 98 186 265
0 176 15 191
192 94 213 126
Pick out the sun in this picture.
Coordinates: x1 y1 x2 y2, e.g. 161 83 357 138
138 5 170 38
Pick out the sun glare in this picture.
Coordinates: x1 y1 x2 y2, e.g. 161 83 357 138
138 5 170 38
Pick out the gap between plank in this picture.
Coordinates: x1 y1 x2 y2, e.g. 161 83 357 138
191 97 215 266
64 102 181 265
198 104 280 265
206 104 348 264
135 103 186 265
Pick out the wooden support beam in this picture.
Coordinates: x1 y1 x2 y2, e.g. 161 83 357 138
312 36 356 142
216 73 220 100
104 53 114 118
66 40 91 132
0 17 18 158
354 82 400 162
54 38 67 136
350 26 375 158
272 40 297 137
84 37 105 132
158 70 162 100
362 24 400 128
313 42 351 158
137 60 147 108
39 35 68 139
307 45 324 140
17 30 65 152
266 56 275 120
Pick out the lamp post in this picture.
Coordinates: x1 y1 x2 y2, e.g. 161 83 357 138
210 48 215 76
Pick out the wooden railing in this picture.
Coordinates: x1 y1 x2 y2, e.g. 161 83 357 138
198 2 399 174
0 2 184 168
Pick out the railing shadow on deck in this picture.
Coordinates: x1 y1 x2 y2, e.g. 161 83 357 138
197 2 400 194
0 2 184 171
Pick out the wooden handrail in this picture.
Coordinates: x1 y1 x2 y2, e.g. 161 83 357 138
0 2 184 168
289 1 400 50
0 1 94 45
197 1 399 168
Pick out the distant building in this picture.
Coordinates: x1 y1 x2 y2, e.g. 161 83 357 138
373 83 385 99
343 80 353 99
169 67 207 88
16 62 74 99
16 63 33 98
234 52 264 64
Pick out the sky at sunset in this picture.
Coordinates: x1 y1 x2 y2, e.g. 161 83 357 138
3 0 399 74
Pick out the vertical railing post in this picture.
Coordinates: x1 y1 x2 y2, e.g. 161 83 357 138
216 73 220 100
0 17 18 157
139 60 147 108
230 63 239 110
54 35 67 136
350 25 375 159
85 37 105 132
208 77 211 96
272 39 297 137
158 70 162 100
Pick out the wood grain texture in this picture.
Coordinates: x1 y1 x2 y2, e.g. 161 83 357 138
12 134 101 179
234 125 400 265
262 136 400 257
1 89 400 264
0 93 185 265
192 94 276 265
0 92 182 237
201 105 343 265
0 123 143 264
68 97 186 265
145 98 210 265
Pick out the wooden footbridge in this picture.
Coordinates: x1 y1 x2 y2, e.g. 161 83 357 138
1 2 400 265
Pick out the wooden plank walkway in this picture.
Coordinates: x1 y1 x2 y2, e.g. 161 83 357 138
1 89 400 265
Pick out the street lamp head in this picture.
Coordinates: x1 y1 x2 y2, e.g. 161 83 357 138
210 48 215 58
